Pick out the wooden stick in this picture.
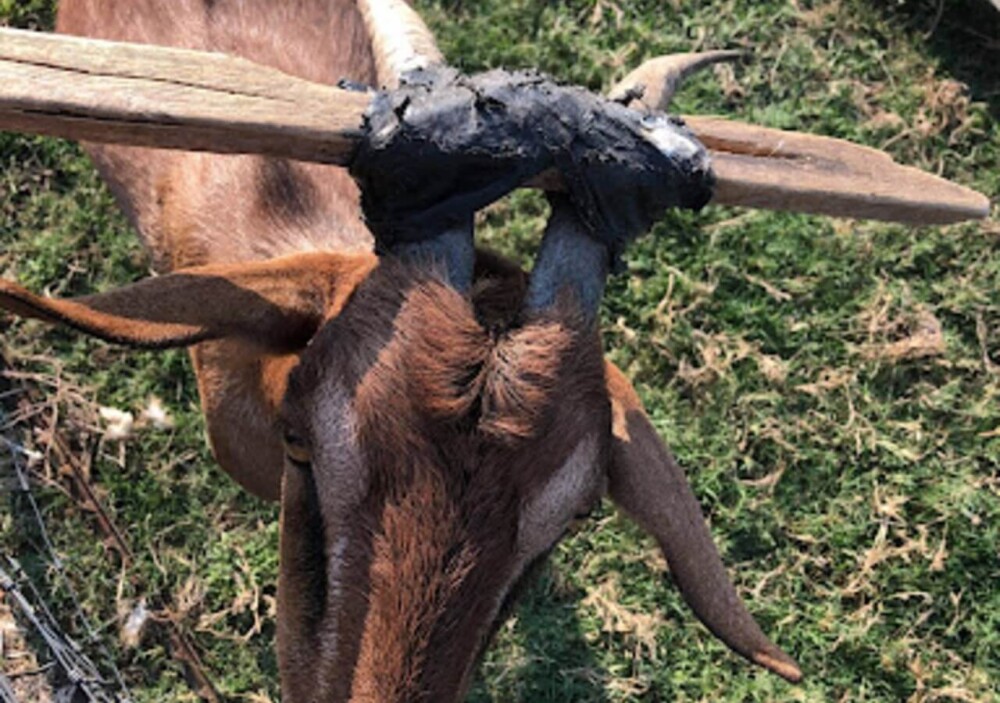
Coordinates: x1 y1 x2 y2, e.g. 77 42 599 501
0 27 369 163
687 116 990 225
0 28 989 225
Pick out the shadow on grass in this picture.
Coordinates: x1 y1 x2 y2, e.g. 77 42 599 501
872 0 1000 116
470 564 611 703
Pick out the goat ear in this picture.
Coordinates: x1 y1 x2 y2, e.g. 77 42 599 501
604 361 802 683
0 252 378 349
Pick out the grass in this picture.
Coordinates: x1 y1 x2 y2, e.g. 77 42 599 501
1 0 998 701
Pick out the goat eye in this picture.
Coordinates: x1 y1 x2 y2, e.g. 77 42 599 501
283 431 312 467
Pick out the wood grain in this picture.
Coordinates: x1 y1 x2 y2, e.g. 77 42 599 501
0 27 369 163
688 116 991 225
0 28 989 225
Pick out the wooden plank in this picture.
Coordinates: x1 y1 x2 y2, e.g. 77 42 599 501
609 51 989 225
688 116 991 225
0 28 989 225
0 27 369 163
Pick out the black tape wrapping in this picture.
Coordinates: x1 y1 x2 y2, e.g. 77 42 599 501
349 67 714 261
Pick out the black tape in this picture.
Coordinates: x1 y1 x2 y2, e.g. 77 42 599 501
349 67 714 260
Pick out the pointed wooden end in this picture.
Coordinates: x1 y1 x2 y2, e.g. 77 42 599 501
685 116 991 225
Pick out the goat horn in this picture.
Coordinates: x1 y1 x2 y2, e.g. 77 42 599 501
356 0 445 89
609 50 744 112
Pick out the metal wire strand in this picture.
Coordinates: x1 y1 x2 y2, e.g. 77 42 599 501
1 416 132 703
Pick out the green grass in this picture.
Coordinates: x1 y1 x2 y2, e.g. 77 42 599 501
1 1 998 701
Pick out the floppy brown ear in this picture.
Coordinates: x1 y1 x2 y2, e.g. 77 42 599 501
604 361 802 683
0 251 378 349
0 251 378 502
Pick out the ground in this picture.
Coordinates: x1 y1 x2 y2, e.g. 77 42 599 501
0 0 998 701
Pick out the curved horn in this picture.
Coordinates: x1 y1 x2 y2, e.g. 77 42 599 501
609 50 743 112
605 362 802 683
357 0 445 89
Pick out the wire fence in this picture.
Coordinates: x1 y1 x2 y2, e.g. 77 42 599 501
1 405 132 703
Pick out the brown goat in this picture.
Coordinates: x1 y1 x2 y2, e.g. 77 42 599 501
0 0 801 699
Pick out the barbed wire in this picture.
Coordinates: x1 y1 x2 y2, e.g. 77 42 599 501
0 671 18 703
0 411 132 703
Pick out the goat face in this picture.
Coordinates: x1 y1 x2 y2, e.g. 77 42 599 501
0 244 617 701
276 258 610 702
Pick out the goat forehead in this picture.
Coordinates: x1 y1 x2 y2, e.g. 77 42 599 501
286 264 610 513
292 268 588 425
